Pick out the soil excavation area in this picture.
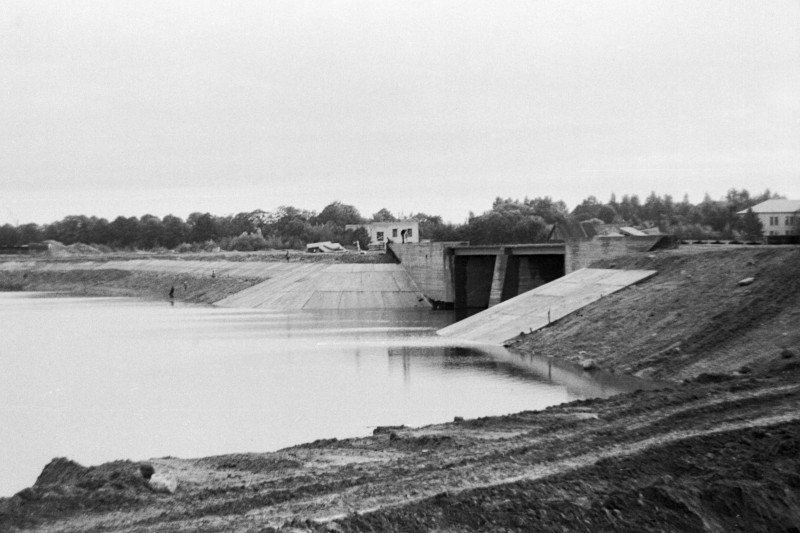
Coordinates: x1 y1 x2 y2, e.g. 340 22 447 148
1 245 799 532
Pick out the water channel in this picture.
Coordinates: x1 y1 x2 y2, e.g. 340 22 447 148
0 292 656 497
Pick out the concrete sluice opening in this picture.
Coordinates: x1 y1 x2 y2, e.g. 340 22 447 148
453 254 565 310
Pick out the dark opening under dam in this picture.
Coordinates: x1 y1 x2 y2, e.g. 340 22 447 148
450 245 566 309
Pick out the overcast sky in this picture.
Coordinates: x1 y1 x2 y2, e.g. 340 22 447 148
1 0 798 225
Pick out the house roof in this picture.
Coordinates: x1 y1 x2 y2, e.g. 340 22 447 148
619 226 648 236
737 199 800 215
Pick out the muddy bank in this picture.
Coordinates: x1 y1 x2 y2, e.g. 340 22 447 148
0 268 262 304
2 360 799 532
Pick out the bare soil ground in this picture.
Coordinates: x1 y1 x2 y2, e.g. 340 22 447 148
510 245 800 380
0 268 264 305
1 245 799 532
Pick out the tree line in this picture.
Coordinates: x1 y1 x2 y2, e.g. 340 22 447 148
0 188 785 251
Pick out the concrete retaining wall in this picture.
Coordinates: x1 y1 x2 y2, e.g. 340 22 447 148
565 236 664 272
388 242 466 304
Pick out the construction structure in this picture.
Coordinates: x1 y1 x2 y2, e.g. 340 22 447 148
389 224 671 310
345 220 420 249
437 268 657 345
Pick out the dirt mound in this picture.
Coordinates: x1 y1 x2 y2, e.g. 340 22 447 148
387 433 455 451
67 242 103 255
34 458 151 492
199 454 302 474
43 240 103 257
0 458 157 530
335 421 800 532
34 457 89 486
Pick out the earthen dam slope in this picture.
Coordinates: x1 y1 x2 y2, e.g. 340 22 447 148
0 259 428 310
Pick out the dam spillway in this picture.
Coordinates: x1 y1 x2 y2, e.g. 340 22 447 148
437 268 657 345
214 262 427 310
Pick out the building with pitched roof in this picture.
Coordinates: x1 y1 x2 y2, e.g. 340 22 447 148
737 199 800 237
345 220 420 249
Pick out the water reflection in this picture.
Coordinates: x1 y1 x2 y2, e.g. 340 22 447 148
0 293 656 498
387 345 661 400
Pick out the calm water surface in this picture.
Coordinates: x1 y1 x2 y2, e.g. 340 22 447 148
0 293 654 496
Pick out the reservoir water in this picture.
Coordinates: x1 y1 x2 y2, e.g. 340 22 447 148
0 292 654 497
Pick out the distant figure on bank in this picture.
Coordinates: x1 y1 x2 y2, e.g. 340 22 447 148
211 270 216 278
169 286 175 298
183 281 188 291
285 250 290 262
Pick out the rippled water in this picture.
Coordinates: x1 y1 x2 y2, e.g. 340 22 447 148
0 293 654 496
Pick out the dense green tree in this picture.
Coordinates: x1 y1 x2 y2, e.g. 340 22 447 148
523 196 568 224
229 212 258 236
161 215 188 248
460 198 549 244
571 196 602 222
371 208 397 222
109 216 140 247
87 218 112 245
596 205 617 224
0 224 20 246
741 208 764 241
47 215 92 244
188 213 218 243
138 215 164 248
17 223 43 244
316 201 364 227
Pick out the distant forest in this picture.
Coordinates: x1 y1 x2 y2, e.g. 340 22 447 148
0 188 784 251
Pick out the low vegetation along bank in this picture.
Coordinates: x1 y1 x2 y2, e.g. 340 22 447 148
1 246 799 532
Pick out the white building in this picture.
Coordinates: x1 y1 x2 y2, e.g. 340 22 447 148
345 220 420 248
737 199 800 237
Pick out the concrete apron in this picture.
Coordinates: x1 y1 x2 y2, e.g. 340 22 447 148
437 268 657 345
